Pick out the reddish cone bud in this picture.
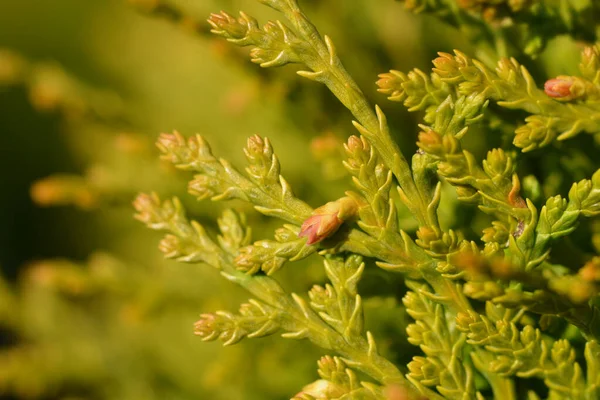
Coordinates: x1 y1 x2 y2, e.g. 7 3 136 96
298 197 357 245
544 76 575 100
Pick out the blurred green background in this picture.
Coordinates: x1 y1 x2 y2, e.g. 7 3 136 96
0 0 575 399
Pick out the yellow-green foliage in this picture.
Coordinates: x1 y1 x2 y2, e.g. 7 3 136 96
1 0 599 399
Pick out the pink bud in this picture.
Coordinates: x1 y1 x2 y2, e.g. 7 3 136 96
298 213 340 245
298 197 357 245
544 77 574 99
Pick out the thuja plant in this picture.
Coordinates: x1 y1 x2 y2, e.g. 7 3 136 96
135 0 600 399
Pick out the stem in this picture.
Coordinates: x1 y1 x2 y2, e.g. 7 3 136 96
279 1 430 227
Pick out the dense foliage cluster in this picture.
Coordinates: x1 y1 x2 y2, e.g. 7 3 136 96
131 0 600 398
1 0 599 399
